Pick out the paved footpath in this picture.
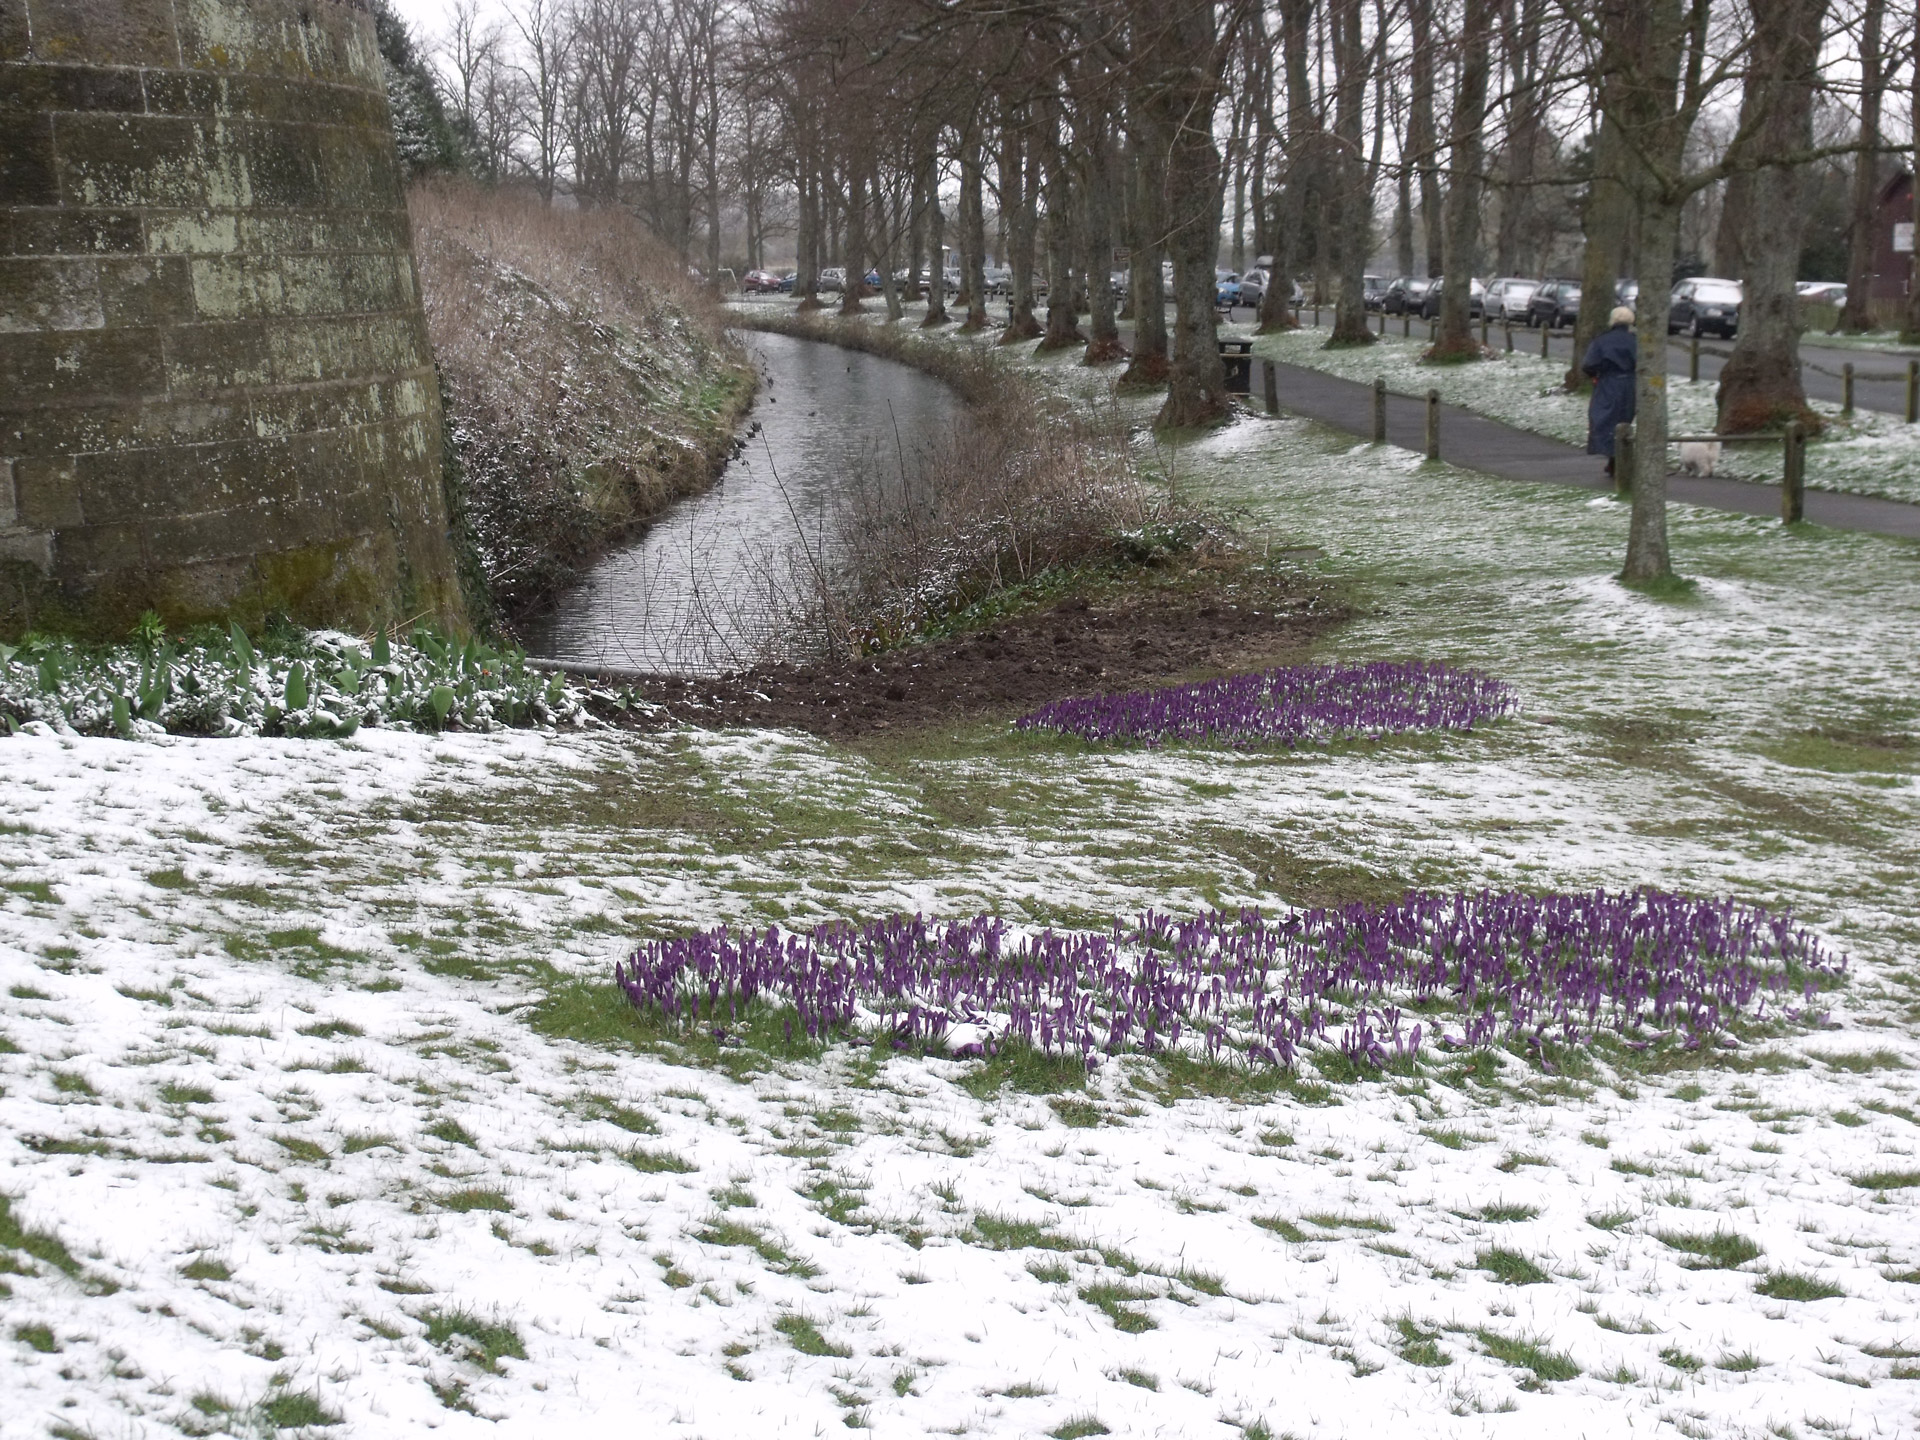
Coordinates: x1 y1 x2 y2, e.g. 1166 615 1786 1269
1257 356 1920 542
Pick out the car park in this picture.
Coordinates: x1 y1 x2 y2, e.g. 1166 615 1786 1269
1483 277 1537 322
1526 279 1582 328
1668 277 1742 337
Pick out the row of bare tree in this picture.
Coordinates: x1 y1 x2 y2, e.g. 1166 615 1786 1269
410 0 1920 580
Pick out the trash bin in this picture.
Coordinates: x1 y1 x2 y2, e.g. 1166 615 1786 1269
1218 339 1253 396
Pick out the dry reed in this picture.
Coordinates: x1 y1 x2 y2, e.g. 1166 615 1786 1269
408 180 753 621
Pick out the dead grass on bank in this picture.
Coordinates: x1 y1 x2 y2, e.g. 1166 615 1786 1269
734 310 1205 661
408 180 752 622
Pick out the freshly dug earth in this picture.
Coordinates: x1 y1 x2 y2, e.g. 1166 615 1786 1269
607 558 1346 740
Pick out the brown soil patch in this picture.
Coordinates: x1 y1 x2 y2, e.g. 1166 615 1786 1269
605 560 1345 741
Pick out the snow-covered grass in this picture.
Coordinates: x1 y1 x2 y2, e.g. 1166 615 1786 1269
1249 321 1920 508
4 302 1919 1439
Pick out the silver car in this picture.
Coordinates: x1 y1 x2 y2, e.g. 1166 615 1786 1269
1483 277 1537 322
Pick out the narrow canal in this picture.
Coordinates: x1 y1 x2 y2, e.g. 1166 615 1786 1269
524 330 960 674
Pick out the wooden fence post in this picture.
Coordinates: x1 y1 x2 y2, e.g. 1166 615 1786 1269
1540 324 1550 359
1782 421 1805 522
1372 377 1387 444
1907 360 1918 423
1262 360 1279 415
1402 311 1410 337
1425 388 1440 461
1504 323 1513 353
1614 423 1634 495
1689 335 1700 383
1842 363 1855 416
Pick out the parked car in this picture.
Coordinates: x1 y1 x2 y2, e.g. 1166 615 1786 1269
1382 276 1437 315
742 269 784 293
1361 274 1388 310
1526 278 1582 328
1796 280 1847 306
1483 277 1537 322
1217 269 1269 308
1668 277 1742 338
817 266 845 294
776 271 796 293
1417 276 1486 320
1615 280 1638 311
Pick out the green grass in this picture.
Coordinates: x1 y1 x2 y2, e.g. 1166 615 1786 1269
1655 1229 1763 1269
1303 1212 1394 1233
273 1134 331 1164
1078 1281 1157 1332
693 1219 817 1276
970 1213 1076 1252
1027 1259 1072 1283
12 1320 58 1352
1587 1210 1634 1232
1755 1270 1844 1301
0 1195 83 1280
620 1145 696 1174
1050 1419 1111 1439
1115 1367 1158 1390
1477 1247 1549 1285
426 1118 478 1148
180 1255 231 1282
1854 1169 1920 1191
257 1390 342 1428
1473 1202 1540 1223
422 1309 526 1371
1477 1329 1579 1382
1253 1217 1307 1245
773 1312 851 1358
160 1082 215 1106
437 1188 512 1214
1660 1346 1704 1373
1395 1317 1451 1367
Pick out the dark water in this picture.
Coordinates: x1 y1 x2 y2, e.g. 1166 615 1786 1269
524 330 960 674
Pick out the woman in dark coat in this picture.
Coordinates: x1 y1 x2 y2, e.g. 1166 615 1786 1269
1582 305 1638 477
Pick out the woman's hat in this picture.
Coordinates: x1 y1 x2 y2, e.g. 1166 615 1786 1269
1610 305 1635 327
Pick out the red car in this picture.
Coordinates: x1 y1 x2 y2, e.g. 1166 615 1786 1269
742 269 785 294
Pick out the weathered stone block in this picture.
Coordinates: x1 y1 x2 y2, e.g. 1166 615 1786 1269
24 0 178 68
2 328 167 401
0 207 145 256
0 255 104 331
0 114 59 207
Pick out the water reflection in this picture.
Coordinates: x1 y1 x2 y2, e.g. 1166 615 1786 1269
523 330 960 674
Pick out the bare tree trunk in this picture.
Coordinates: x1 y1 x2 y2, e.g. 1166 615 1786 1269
1258 0 1315 332
961 137 990 331
1001 111 1043 341
795 165 823 310
1041 97 1085 352
1615 0 1694 584
1907 3 1920 341
1326 0 1374 346
1149 0 1230 427
1408 0 1443 275
1122 125 1171 383
1434 0 1496 358
1716 0 1830 434
841 166 868 315
922 140 950 327
1571 110 1631 389
1496 0 1544 275
1083 115 1126 362
874 166 905 322
1839 0 1888 332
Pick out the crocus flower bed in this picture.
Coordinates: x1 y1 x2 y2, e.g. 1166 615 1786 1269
614 889 1843 1070
1013 660 1517 747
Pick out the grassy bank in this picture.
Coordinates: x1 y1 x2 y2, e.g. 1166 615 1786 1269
411 182 756 626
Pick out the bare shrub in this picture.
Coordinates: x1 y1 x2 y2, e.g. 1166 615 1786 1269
408 180 751 621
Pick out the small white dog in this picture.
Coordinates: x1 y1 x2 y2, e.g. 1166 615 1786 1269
1678 439 1722 477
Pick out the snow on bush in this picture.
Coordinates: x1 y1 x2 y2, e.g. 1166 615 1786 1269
617 889 1844 1069
1014 660 1517 747
0 623 585 739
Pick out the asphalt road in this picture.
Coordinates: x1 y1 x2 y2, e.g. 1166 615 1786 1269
1221 304 1920 418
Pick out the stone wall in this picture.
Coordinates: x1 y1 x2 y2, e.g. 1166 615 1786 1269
0 0 464 638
